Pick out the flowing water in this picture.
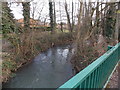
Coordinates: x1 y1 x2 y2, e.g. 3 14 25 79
3 44 76 88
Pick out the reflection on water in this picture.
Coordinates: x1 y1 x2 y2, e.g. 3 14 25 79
3 44 75 88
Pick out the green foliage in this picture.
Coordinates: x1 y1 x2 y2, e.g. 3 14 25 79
49 1 54 32
2 58 16 70
10 73 16 78
22 2 30 31
2 2 16 36
104 4 116 38
2 2 22 49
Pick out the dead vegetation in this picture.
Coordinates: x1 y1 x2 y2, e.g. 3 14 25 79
2 31 75 83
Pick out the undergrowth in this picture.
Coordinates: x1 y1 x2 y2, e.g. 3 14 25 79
2 31 75 83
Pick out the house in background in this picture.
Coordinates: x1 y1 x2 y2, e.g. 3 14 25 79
16 18 49 28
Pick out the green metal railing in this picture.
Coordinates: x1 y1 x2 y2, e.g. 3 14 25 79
58 43 120 89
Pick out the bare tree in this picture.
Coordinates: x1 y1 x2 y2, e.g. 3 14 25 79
76 0 83 45
65 0 72 32
96 0 99 35
71 1 74 31
53 1 56 31
59 1 63 32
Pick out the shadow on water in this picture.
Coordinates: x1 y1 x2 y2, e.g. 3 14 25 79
3 44 76 88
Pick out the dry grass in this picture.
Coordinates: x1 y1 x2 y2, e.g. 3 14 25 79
71 35 108 73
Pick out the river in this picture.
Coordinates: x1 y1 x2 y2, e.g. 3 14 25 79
3 44 76 88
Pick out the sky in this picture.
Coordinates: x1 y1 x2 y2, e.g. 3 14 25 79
9 0 80 23
8 0 119 23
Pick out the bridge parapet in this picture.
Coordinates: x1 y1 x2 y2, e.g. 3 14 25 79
58 43 120 89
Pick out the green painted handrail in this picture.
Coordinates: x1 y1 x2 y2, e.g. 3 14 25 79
58 43 120 89
107 45 113 51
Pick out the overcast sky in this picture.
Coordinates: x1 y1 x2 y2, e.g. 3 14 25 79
9 0 80 23
8 0 119 23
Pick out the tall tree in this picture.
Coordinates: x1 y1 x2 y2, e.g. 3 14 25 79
95 1 99 35
22 2 30 31
117 2 120 42
71 1 74 31
76 1 83 44
49 0 55 33
104 3 116 38
65 1 72 32
53 1 56 31
2 2 15 35
2 2 22 54
59 1 63 32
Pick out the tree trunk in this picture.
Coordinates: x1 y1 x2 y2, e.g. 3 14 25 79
22 2 30 32
65 1 72 32
96 1 99 35
53 1 56 32
49 0 54 34
116 2 120 42
59 1 63 32
71 1 74 31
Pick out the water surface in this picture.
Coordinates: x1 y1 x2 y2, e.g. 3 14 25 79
3 45 75 88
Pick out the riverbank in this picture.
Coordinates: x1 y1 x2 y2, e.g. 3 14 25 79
70 35 116 73
2 31 76 83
